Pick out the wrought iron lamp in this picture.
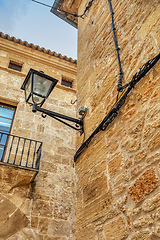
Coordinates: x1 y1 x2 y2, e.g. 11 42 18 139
21 68 87 134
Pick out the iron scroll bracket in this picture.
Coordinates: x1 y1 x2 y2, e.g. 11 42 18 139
32 104 84 134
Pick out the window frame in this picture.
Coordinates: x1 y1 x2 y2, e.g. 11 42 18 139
8 60 23 72
61 76 73 88
0 103 16 162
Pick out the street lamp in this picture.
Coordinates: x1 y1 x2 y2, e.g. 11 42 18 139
21 69 87 134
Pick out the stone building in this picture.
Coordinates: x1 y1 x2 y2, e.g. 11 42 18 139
51 0 160 239
0 32 77 239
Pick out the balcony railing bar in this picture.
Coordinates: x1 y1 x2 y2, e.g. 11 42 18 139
0 131 42 143
19 138 26 166
0 132 42 171
7 136 14 164
35 142 42 170
13 137 20 165
32 141 37 168
26 140 31 167
0 161 39 172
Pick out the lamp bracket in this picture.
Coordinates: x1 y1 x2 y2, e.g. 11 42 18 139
32 104 84 134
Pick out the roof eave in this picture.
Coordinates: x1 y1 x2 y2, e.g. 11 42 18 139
51 0 78 29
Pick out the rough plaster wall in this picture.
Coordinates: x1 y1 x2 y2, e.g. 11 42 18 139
75 0 160 239
0 41 77 239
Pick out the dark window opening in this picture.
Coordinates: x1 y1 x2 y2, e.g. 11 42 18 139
0 103 16 161
61 77 73 88
8 61 22 72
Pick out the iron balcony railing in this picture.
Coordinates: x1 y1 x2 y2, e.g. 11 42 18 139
0 131 42 171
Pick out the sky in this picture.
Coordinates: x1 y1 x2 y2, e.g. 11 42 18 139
0 0 77 59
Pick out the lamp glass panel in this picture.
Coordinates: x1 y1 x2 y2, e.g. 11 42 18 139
33 74 52 97
32 95 44 105
25 75 32 102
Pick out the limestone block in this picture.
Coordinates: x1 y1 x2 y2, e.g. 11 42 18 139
32 200 53 217
40 161 57 173
121 109 136 122
129 121 143 138
90 160 106 180
108 154 122 177
31 216 38 228
47 219 72 237
130 229 150 240
113 183 127 196
0 195 29 239
75 224 95 240
76 136 108 179
83 173 108 205
130 165 143 179
77 191 112 228
150 86 160 105
156 207 160 220
116 195 127 212
135 150 147 163
133 214 154 228
104 215 128 240
129 169 158 202
155 223 160 238
7 228 38 240
97 232 105 240
140 5 160 38
38 217 48 234
127 207 141 218
142 192 160 212
146 152 160 165
54 202 71 220
148 132 160 151
126 140 140 153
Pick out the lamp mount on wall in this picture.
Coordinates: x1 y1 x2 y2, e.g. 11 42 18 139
21 68 87 134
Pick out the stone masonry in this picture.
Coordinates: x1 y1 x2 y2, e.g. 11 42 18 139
55 0 160 239
0 33 77 239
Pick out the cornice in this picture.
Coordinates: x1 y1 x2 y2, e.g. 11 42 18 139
0 32 77 64
0 39 77 75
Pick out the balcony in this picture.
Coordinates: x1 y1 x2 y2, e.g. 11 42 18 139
0 131 42 170
0 132 42 194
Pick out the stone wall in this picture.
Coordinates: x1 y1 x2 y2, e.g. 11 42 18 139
0 36 77 239
75 0 160 239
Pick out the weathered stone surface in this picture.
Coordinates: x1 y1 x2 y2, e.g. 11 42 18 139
8 228 38 240
77 191 112 228
76 224 95 240
0 195 29 239
76 1 160 239
133 214 154 228
130 229 150 240
142 192 160 212
148 132 160 151
129 169 158 202
0 26 77 240
108 154 122 177
39 217 49 234
146 152 160 165
130 165 143 179
134 150 147 163
32 200 53 217
54 202 71 220
48 219 72 237
104 215 128 240
31 216 38 228
140 5 160 38
83 173 108 204
97 232 105 240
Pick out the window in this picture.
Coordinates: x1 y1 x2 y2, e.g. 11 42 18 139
61 77 73 88
0 103 16 161
8 60 22 72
